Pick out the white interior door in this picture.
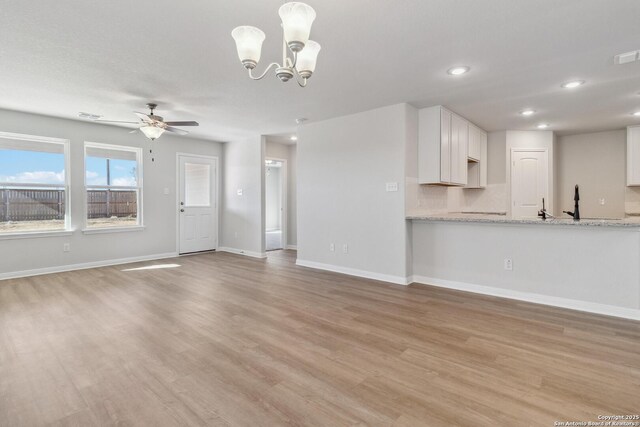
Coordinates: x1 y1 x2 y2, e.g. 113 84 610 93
178 155 217 254
511 150 548 219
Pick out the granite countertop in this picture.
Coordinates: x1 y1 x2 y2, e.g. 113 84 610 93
407 212 640 228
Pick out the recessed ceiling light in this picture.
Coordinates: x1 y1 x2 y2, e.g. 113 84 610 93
290 135 298 141
447 66 470 76
562 80 585 89
520 109 536 116
537 123 549 129
633 111 640 117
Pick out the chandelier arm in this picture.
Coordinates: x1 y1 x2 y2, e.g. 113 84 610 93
248 62 281 80
293 69 308 88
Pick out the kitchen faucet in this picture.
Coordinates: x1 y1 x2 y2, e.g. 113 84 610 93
537 197 554 220
563 185 580 220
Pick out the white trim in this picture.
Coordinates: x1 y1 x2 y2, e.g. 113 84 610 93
296 259 410 285
0 229 75 241
218 247 267 259
82 226 146 235
286 245 298 250
410 275 640 321
175 153 220 255
0 252 178 281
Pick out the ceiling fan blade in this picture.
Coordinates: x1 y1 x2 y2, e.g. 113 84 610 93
163 121 199 127
165 126 189 136
134 111 153 122
96 120 139 124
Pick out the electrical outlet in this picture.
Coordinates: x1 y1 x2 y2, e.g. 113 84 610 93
63 243 70 252
599 198 606 206
329 243 335 252
386 182 399 192
234 231 238 238
342 244 349 254
504 258 513 271
163 187 170 195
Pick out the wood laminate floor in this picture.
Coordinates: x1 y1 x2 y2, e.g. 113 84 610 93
0 250 638 426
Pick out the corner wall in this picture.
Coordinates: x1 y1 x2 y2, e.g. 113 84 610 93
220 135 265 257
297 103 415 283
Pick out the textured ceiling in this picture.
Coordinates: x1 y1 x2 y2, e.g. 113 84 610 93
0 0 639 141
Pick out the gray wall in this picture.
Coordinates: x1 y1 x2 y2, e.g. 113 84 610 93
556 130 626 218
0 108 223 276
265 141 297 247
220 135 265 256
298 103 414 282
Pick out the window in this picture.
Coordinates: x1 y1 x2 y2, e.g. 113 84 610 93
0 132 70 234
84 143 142 229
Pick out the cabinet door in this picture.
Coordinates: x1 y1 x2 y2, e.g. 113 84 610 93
479 131 488 188
440 109 452 183
451 114 468 185
628 127 640 186
468 125 481 161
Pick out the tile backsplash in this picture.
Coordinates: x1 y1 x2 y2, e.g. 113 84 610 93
412 183 507 215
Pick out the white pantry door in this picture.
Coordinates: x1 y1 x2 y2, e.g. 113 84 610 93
511 150 548 219
178 155 217 254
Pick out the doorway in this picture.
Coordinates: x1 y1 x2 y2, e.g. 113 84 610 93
265 158 286 251
510 148 549 219
177 154 218 254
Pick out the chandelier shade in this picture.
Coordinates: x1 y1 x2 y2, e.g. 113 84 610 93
231 26 266 67
278 2 316 51
295 40 321 77
140 125 166 141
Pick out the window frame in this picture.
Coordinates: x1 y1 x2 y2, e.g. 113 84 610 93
0 131 72 237
83 142 143 233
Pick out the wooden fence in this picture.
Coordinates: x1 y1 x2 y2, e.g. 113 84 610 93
0 188 137 222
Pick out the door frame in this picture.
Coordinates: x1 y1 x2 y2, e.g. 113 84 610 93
509 147 550 219
265 157 287 250
175 153 220 255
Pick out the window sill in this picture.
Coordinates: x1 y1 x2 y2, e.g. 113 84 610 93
82 226 145 235
0 229 75 241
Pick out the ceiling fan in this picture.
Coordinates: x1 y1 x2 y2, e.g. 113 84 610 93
89 103 199 141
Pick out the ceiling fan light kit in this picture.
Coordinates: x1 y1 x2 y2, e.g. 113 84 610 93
231 2 321 87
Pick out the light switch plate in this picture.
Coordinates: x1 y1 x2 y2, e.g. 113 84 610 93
164 188 170 195
386 182 399 192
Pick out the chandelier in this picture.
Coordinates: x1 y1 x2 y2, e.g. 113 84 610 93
231 2 321 87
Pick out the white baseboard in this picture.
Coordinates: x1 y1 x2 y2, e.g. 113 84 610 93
411 275 640 321
296 259 409 285
286 245 298 250
0 252 179 281
218 247 267 259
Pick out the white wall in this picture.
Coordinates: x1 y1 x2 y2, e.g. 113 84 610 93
412 221 640 319
556 130 626 218
0 108 223 277
220 135 265 257
265 165 281 230
298 103 415 283
265 140 297 247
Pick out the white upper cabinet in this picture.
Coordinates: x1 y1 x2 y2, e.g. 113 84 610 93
418 106 485 187
628 126 640 186
467 129 488 189
450 113 468 185
468 124 482 161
